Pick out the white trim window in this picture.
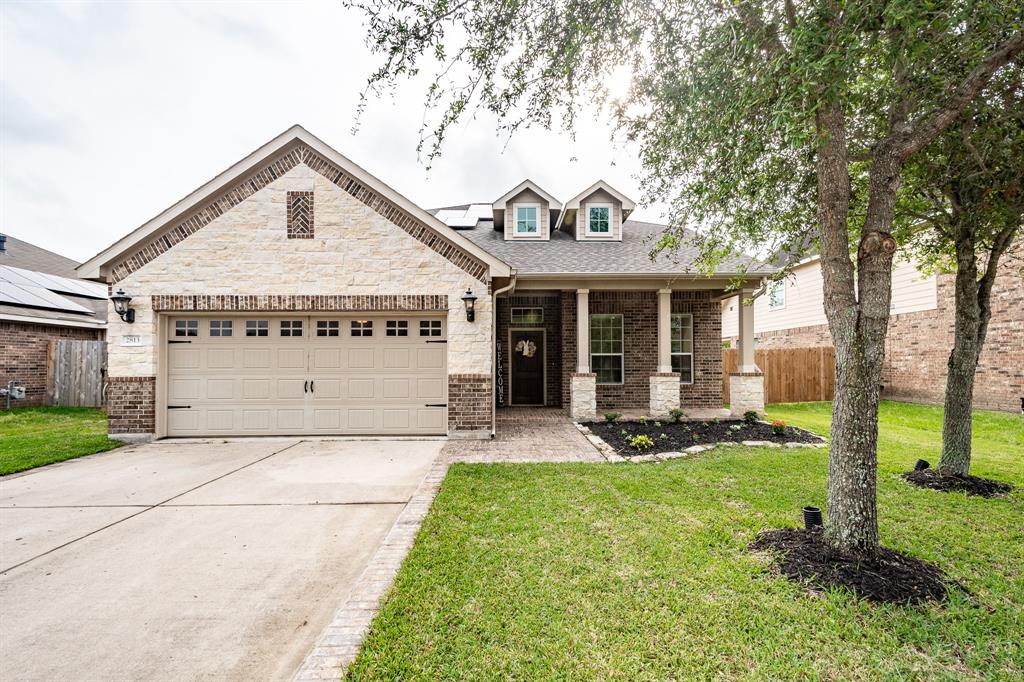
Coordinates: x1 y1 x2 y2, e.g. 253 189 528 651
768 280 786 310
514 204 540 235
671 313 694 384
590 314 623 384
586 204 612 234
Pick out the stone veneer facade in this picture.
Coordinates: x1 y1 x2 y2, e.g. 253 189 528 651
106 162 493 437
0 321 105 407
727 248 1022 412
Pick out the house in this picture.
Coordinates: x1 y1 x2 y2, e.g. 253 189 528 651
0 235 108 406
77 126 773 441
721 250 1023 412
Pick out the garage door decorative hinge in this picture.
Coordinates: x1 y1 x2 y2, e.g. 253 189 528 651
167 405 191 409
168 340 192 344
424 339 447 344
425 403 447 408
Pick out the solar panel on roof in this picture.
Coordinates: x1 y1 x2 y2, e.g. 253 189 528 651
0 281 95 314
467 204 492 220
0 265 106 299
445 216 479 228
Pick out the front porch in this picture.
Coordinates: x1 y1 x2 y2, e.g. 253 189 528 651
495 288 764 421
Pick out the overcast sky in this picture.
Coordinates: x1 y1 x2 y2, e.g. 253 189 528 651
1 1 664 264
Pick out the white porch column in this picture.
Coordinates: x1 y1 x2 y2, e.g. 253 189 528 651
730 288 764 416
576 289 590 373
571 288 597 421
657 288 672 374
650 288 681 417
737 289 758 373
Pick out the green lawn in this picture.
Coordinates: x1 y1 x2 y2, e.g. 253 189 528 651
348 401 1024 680
0 407 121 476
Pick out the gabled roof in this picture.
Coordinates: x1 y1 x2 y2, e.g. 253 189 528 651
491 179 562 210
563 180 636 213
78 125 511 282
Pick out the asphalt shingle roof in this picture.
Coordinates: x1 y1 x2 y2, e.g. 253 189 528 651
431 212 773 276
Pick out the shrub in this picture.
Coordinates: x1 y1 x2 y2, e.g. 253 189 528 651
604 412 623 423
659 433 669 440
668 408 685 423
743 410 759 424
628 434 654 451
654 421 662 427
771 420 786 436
638 416 648 425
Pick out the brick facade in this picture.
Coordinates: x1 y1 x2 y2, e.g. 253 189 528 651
495 294 562 407
727 246 1022 412
107 376 156 434
448 374 492 434
558 290 722 412
286 191 314 239
0 321 105 407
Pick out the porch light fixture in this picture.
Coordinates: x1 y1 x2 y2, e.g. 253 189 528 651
110 289 135 324
461 288 478 322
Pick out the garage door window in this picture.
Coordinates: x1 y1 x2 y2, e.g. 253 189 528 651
209 320 232 337
175 320 198 337
280 320 303 337
351 320 373 337
316 320 339 337
420 320 442 337
245 320 269 337
386 320 408 336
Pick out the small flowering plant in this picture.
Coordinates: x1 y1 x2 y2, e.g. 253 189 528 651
628 434 654 451
771 419 786 436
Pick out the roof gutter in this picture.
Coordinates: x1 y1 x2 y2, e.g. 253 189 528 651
490 270 518 438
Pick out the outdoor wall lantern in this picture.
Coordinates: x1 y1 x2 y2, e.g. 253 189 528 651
110 289 135 324
461 288 478 323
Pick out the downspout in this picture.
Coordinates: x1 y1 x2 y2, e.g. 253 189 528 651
491 270 518 438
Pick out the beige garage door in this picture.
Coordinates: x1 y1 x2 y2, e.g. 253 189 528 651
165 315 447 436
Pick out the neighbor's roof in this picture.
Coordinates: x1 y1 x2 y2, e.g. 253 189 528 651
0 235 107 326
429 209 774 277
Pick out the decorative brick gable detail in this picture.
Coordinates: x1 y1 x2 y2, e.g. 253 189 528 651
107 376 156 434
448 374 492 434
151 294 448 312
286 191 314 238
109 142 489 283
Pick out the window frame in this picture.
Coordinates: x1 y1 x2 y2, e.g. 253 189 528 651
586 203 612 235
513 203 541 235
279 319 303 337
208 320 232 337
174 319 198 337
245 320 269 337
386 320 409 337
316 320 340 337
768 280 786 310
589 313 624 385
510 307 544 325
670 313 694 385
419 319 442 337
350 320 373 337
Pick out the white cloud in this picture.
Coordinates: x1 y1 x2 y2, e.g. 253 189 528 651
1 0 667 263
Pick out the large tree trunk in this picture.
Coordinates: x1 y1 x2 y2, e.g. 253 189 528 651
939 224 981 476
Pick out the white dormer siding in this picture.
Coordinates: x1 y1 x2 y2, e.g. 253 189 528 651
574 188 623 241
506 188 549 240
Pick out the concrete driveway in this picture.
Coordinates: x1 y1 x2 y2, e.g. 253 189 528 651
0 438 441 682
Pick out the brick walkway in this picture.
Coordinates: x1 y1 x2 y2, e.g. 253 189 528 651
442 408 606 463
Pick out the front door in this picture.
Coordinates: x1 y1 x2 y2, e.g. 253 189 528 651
509 329 544 405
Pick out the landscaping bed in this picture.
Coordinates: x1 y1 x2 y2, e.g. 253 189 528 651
903 468 1014 497
750 527 955 605
584 417 824 457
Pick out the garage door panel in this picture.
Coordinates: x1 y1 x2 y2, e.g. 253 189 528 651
166 315 448 436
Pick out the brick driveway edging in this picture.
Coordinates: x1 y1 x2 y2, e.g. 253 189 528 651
292 455 450 680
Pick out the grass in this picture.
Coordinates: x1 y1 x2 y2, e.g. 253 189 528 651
348 401 1024 680
0 407 121 475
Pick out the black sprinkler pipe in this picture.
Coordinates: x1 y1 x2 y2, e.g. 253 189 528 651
802 506 823 530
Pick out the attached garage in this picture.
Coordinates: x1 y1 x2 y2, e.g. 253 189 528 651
164 314 448 436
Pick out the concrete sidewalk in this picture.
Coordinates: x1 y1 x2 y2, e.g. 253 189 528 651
0 438 440 682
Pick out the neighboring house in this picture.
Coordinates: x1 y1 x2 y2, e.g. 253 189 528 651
0 234 108 406
722 250 1023 412
77 126 772 441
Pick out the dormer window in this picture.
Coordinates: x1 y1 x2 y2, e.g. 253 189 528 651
587 205 611 234
515 205 540 235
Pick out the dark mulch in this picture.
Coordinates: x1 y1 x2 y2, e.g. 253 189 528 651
903 468 1014 498
585 418 823 456
750 528 955 605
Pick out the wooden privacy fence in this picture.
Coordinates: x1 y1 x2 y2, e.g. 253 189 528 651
722 346 835 404
46 339 107 407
